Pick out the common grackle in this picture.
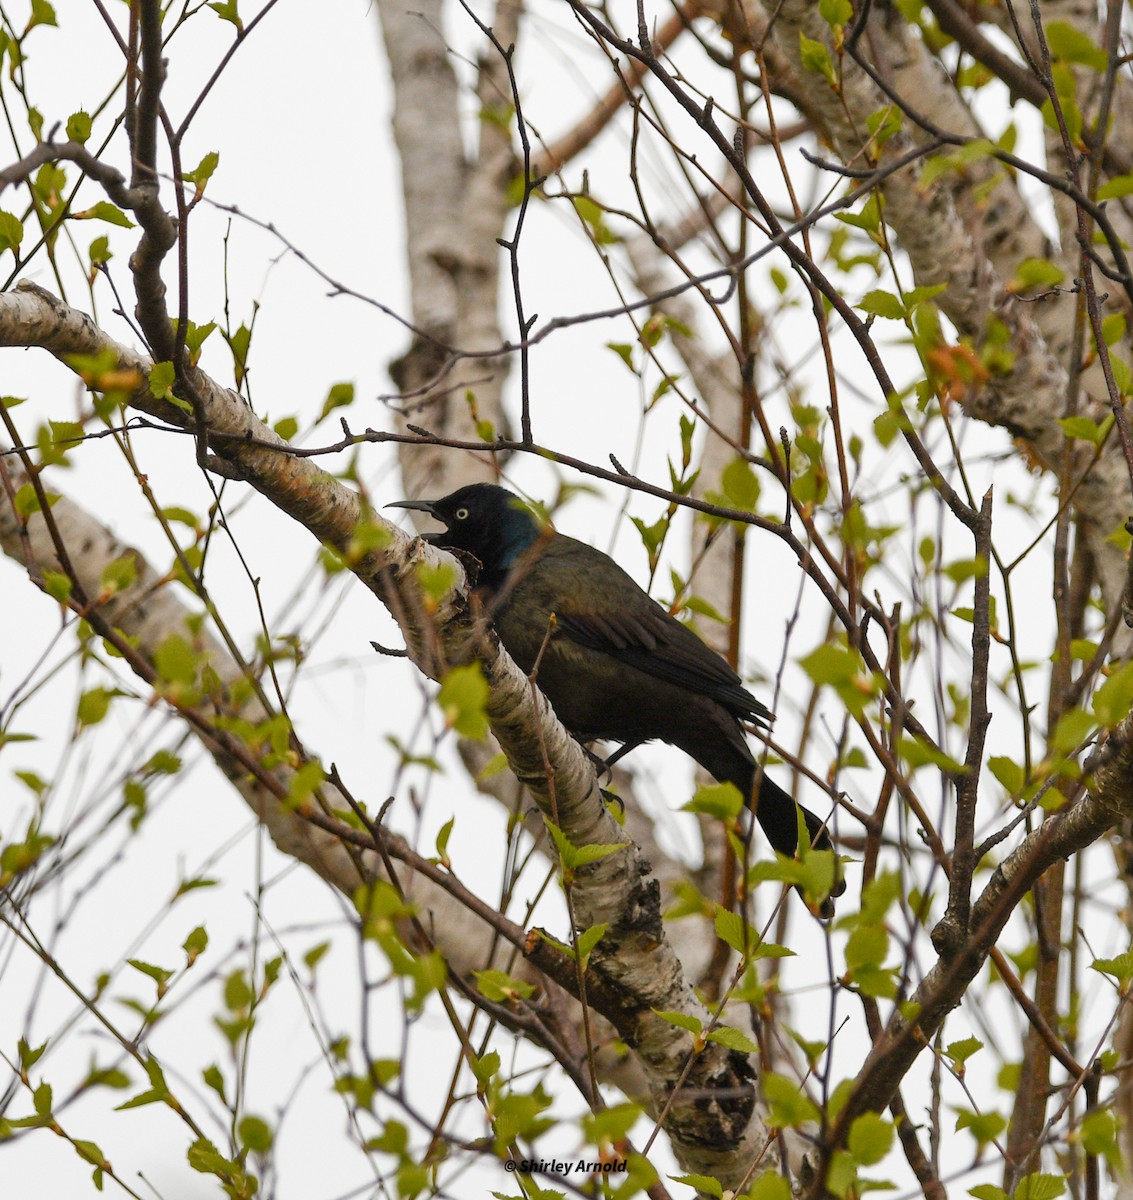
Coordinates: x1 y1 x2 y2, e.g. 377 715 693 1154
390 483 842 912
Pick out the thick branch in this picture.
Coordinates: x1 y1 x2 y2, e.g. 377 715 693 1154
0 281 776 1186
811 754 1133 1193
126 0 177 357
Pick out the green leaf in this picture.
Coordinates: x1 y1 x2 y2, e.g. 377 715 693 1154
487 1084 556 1151
1091 947 1133 988
799 32 836 86
857 289 905 320
73 1138 107 1174
1092 660 1133 727
1113 355 1133 397
844 922 897 997
654 1009 703 1035
545 822 623 872
473 968 535 1003
0 210 24 254
714 907 755 956
826 1149 857 1199
187 1137 235 1176
836 192 882 235
182 151 220 192
721 457 760 510
303 942 330 973
154 634 198 686
77 687 112 726
1009 258 1065 293
942 556 988 583
66 111 92 144
1051 706 1095 753
286 759 325 808
944 1037 983 1069
127 958 173 988
84 1063 130 1091
1070 638 1098 662
14 483 59 517
988 758 1027 796
414 559 457 601
148 361 176 401
320 381 355 420
28 0 56 29
848 1111 893 1165
1098 173 1133 201
752 941 795 960
14 771 47 796
73 201 134 229
437 663 490 739
1079 1108 1121 1174
920 139 995 187
183 925 208 964
1045 20 1107 71
606 342 635 371
178 319 217 365
116 1057 171 1111
147 749 182 775
631 514 668 566
799 642 878 717
471 1051 499 1089
684 781 744 821
747 1174 792 1200
905 283 947 307
35 162 67 209
226 321 252 385
764 1071 821 1127
819 0 853 27
705 1025 757 1053
346 518 392 563
1014 1174 1067 1200
575 923 607 963
207 0 243 30
1101 313 1126 346
955 1106 1007 1146
476 752 507 780
237 1115 273 1153
898 734 966 774
1058 414 1112 446
572 194 618 244
101 555 137 596
434 816 454 864
1042 65 1083 143
671 1176 723 1200
581 1101 641 1145
174 875 217 899
223 970 253 1012
1 828 54 876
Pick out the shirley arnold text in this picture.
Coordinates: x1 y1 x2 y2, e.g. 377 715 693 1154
504 1158 628 1176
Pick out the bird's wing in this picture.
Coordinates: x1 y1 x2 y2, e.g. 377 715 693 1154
555 601 772 727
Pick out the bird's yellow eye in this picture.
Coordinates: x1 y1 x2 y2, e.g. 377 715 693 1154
455 507 470 520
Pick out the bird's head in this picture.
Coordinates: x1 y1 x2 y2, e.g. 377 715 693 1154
387 483 542 577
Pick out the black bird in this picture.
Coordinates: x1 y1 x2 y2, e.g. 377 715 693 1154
390 483 842 911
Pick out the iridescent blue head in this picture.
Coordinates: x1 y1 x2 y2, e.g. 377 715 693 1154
388 484 542 589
